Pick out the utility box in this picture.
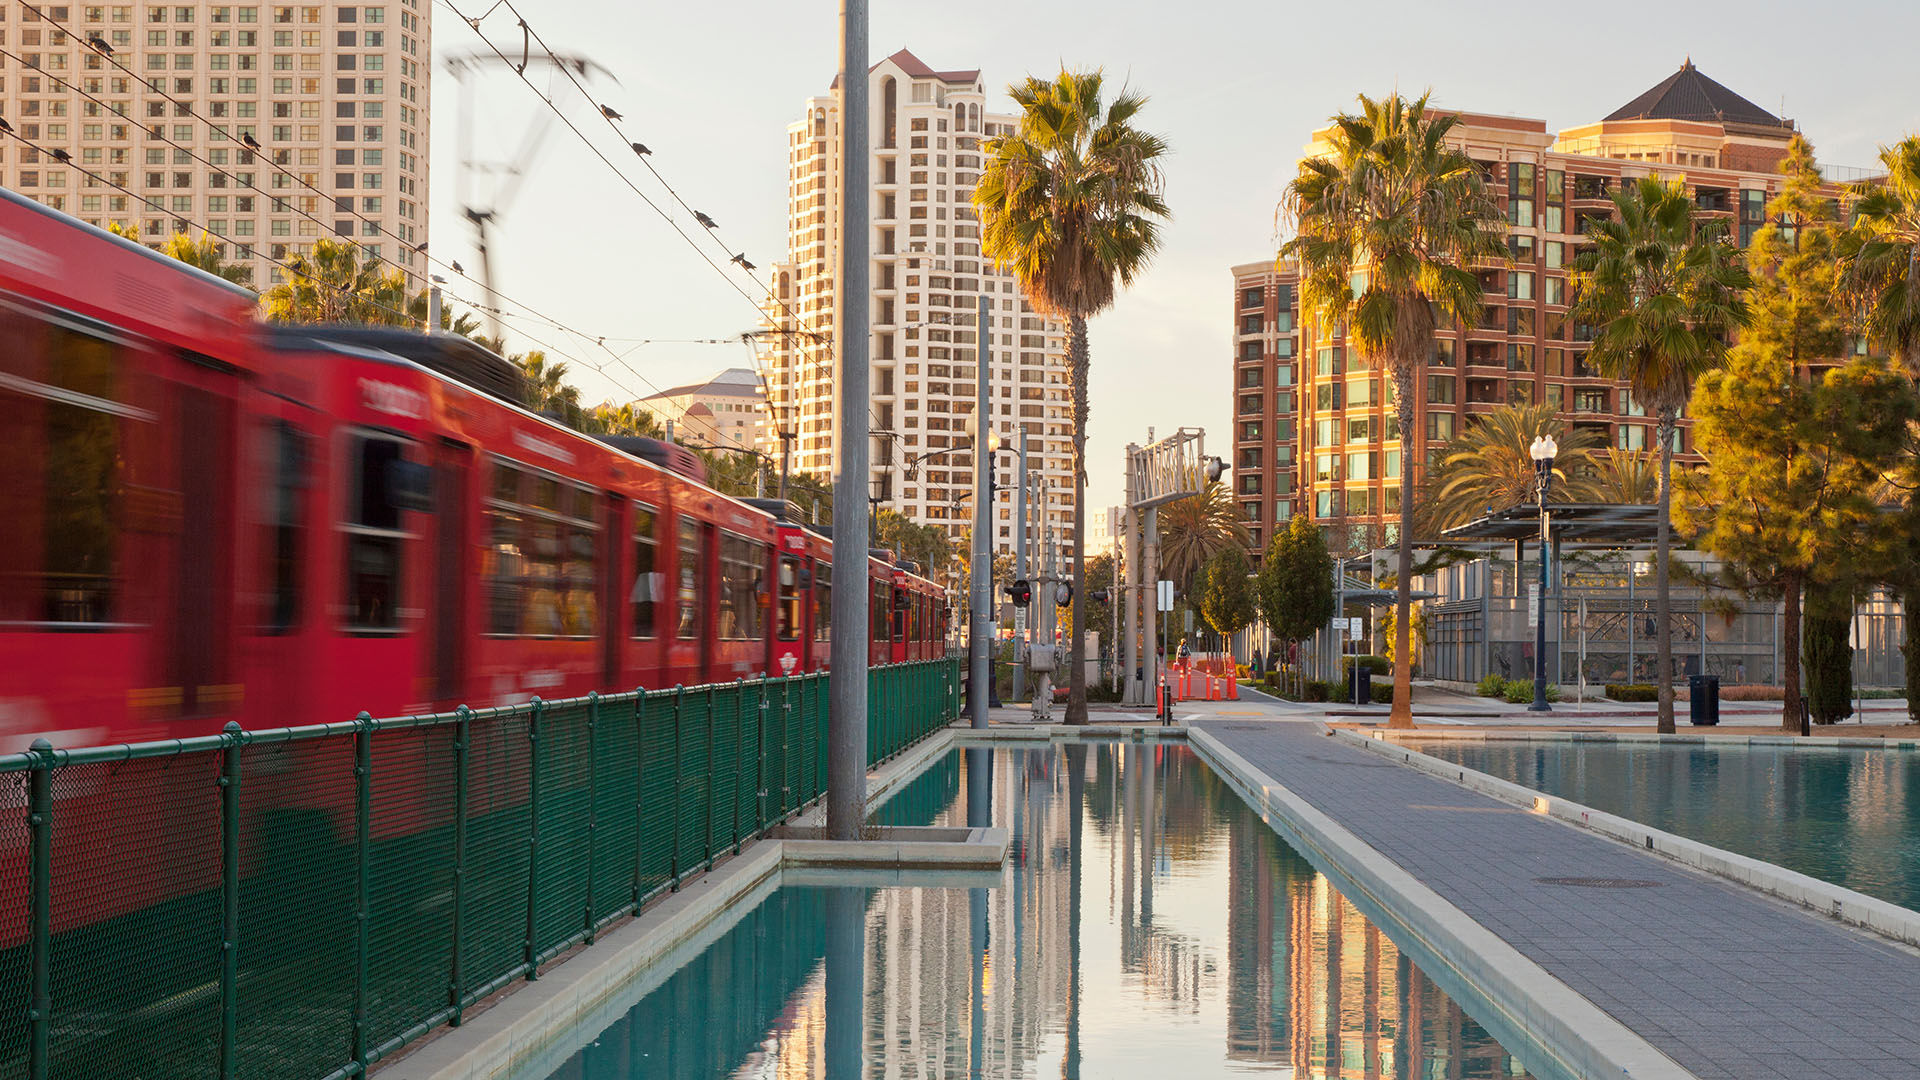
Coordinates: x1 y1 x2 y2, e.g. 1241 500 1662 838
1029 643 1056 673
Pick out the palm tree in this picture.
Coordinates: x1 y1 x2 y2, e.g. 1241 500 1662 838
974 69 1170 724
517 351 582 420
1570 175 1750 732
1156 479 1249 597
1586 447 1660 505
1842 136 1920 373
261 237 412 324
1280 91 1506 728
1416 404 1602 533
158 231 254 288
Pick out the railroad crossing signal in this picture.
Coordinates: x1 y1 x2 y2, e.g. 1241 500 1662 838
1007 580 1032 608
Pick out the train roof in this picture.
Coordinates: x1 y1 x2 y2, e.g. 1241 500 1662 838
267 324 527 405
0 186 259 301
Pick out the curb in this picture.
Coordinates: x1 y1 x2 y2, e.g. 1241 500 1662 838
1188 726 1695 1080
1359 728 1920 751
1346 729 1920 951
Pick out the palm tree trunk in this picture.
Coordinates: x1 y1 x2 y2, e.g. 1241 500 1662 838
1388 365 1416 729
1065 316 1091 725
1781 568 1803 733
1655 408 1677 734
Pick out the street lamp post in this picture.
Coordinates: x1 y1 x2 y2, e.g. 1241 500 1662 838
1528 434 1558 713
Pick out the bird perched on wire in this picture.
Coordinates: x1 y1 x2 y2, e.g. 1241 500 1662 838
86 36 114 55
50 148 71 163
241 132 262 151
414 240 428 252
0 116 14 134
630 142 651 157
731 253 756 272
451 260 465 274
600 104 624 121
695 211 718 230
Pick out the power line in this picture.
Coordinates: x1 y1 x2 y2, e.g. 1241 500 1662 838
27 7 683 405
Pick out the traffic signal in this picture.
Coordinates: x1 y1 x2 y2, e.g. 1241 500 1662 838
1090 588 1111 605
1204 455 1228 483
1055 582 1073 607
1006 579 1032 608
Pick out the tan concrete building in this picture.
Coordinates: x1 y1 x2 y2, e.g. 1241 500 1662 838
0 0 429 290
1232 62 1840 563
759 48 1075 558
636 366 766 451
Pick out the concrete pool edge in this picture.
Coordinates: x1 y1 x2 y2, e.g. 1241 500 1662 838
1188 725 1696 1080
373 725 964 1080
1347 729 1920 952
1363 727 1920 750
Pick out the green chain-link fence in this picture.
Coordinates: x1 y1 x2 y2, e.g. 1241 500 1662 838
0 656 959 1080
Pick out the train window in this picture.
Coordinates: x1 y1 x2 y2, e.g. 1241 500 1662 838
892 587 907 641
0 315 134 626
481 459 598 638
630 504 659 638
261 419 309 632
343 431 409 631
717 533 765 641
776 554 801 641
870 582 887 643
813 562 831 642
675 517 705 640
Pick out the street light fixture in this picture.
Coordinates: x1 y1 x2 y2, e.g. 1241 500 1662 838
1527 434 1558 713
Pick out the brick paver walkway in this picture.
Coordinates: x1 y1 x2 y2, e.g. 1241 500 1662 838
1196 714 1920 1080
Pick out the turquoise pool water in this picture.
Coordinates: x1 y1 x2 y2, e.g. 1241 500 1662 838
535 744 1546 1079
1421 740 1920 913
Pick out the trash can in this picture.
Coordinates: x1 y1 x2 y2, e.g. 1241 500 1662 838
1351 664 1373 706
1688 673 1720 726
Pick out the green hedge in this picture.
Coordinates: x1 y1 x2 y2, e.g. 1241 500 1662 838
1476 674 1507 698
1343 654 1391 676
1605 683 1659 702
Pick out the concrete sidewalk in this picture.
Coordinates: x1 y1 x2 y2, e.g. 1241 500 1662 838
1190 698 1920 1080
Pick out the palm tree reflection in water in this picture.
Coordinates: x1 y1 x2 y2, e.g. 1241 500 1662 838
548 745 1535 1079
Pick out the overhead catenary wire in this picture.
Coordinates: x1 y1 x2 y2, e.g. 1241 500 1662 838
29 7 695 407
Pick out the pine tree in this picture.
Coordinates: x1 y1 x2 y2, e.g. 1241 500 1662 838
1681 136 1917 731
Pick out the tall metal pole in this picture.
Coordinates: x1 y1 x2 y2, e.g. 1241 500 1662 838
1122 448 1140 704
1143 507 1159 700
1012 431 1029 704
969 292 993 728
1530 457 1553 712
827 0 870 840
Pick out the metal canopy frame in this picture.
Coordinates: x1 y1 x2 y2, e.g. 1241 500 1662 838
1439 502 1661 545
1128 428 1206 509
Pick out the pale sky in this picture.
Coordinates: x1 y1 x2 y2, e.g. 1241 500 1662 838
426 0 1920 522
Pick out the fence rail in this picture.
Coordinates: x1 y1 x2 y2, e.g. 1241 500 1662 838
0 656 960 1080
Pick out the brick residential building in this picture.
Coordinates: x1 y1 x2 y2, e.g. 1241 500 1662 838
0 0 429 290
1232 62 1846 564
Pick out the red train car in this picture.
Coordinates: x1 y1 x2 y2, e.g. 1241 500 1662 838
0 189 948 751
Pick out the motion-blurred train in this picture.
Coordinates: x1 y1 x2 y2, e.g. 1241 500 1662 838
0 188 950 751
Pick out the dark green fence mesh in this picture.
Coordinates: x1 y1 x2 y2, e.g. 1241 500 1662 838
0 657 959 1080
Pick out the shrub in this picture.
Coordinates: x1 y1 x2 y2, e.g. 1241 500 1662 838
1303 680 1330 703
1605 683 1659 702
1500 678 1560 704
1804 608 1853 724
1344 654 1391 676
1718 684 1784 702
1235 664 1250 680
1476 674 1507 698
1370 683 1394 704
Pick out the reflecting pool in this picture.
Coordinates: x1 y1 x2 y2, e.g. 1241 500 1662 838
1421 740 1920 913
538 745 1540 1079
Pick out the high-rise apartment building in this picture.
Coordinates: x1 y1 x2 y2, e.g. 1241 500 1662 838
0 0 429 290
760 49 1075 558
1232 62 1838 562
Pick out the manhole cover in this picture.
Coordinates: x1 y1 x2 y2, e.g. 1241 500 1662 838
1534 876 1665 889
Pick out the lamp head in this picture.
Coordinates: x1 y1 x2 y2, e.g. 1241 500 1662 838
1529 434 1559 463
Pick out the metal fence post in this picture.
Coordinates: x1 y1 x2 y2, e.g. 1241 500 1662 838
524 698 543 981
219 722 243 1080
352 712 374 1071
27 738 53 1080
585 692 599 943
733 678 746 853
704 690 717 870
670 687 685 889
756 679 769 830
450 706 470 1024
631 690 645 911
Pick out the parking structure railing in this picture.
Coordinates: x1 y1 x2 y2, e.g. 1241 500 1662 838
0 656 960 1080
